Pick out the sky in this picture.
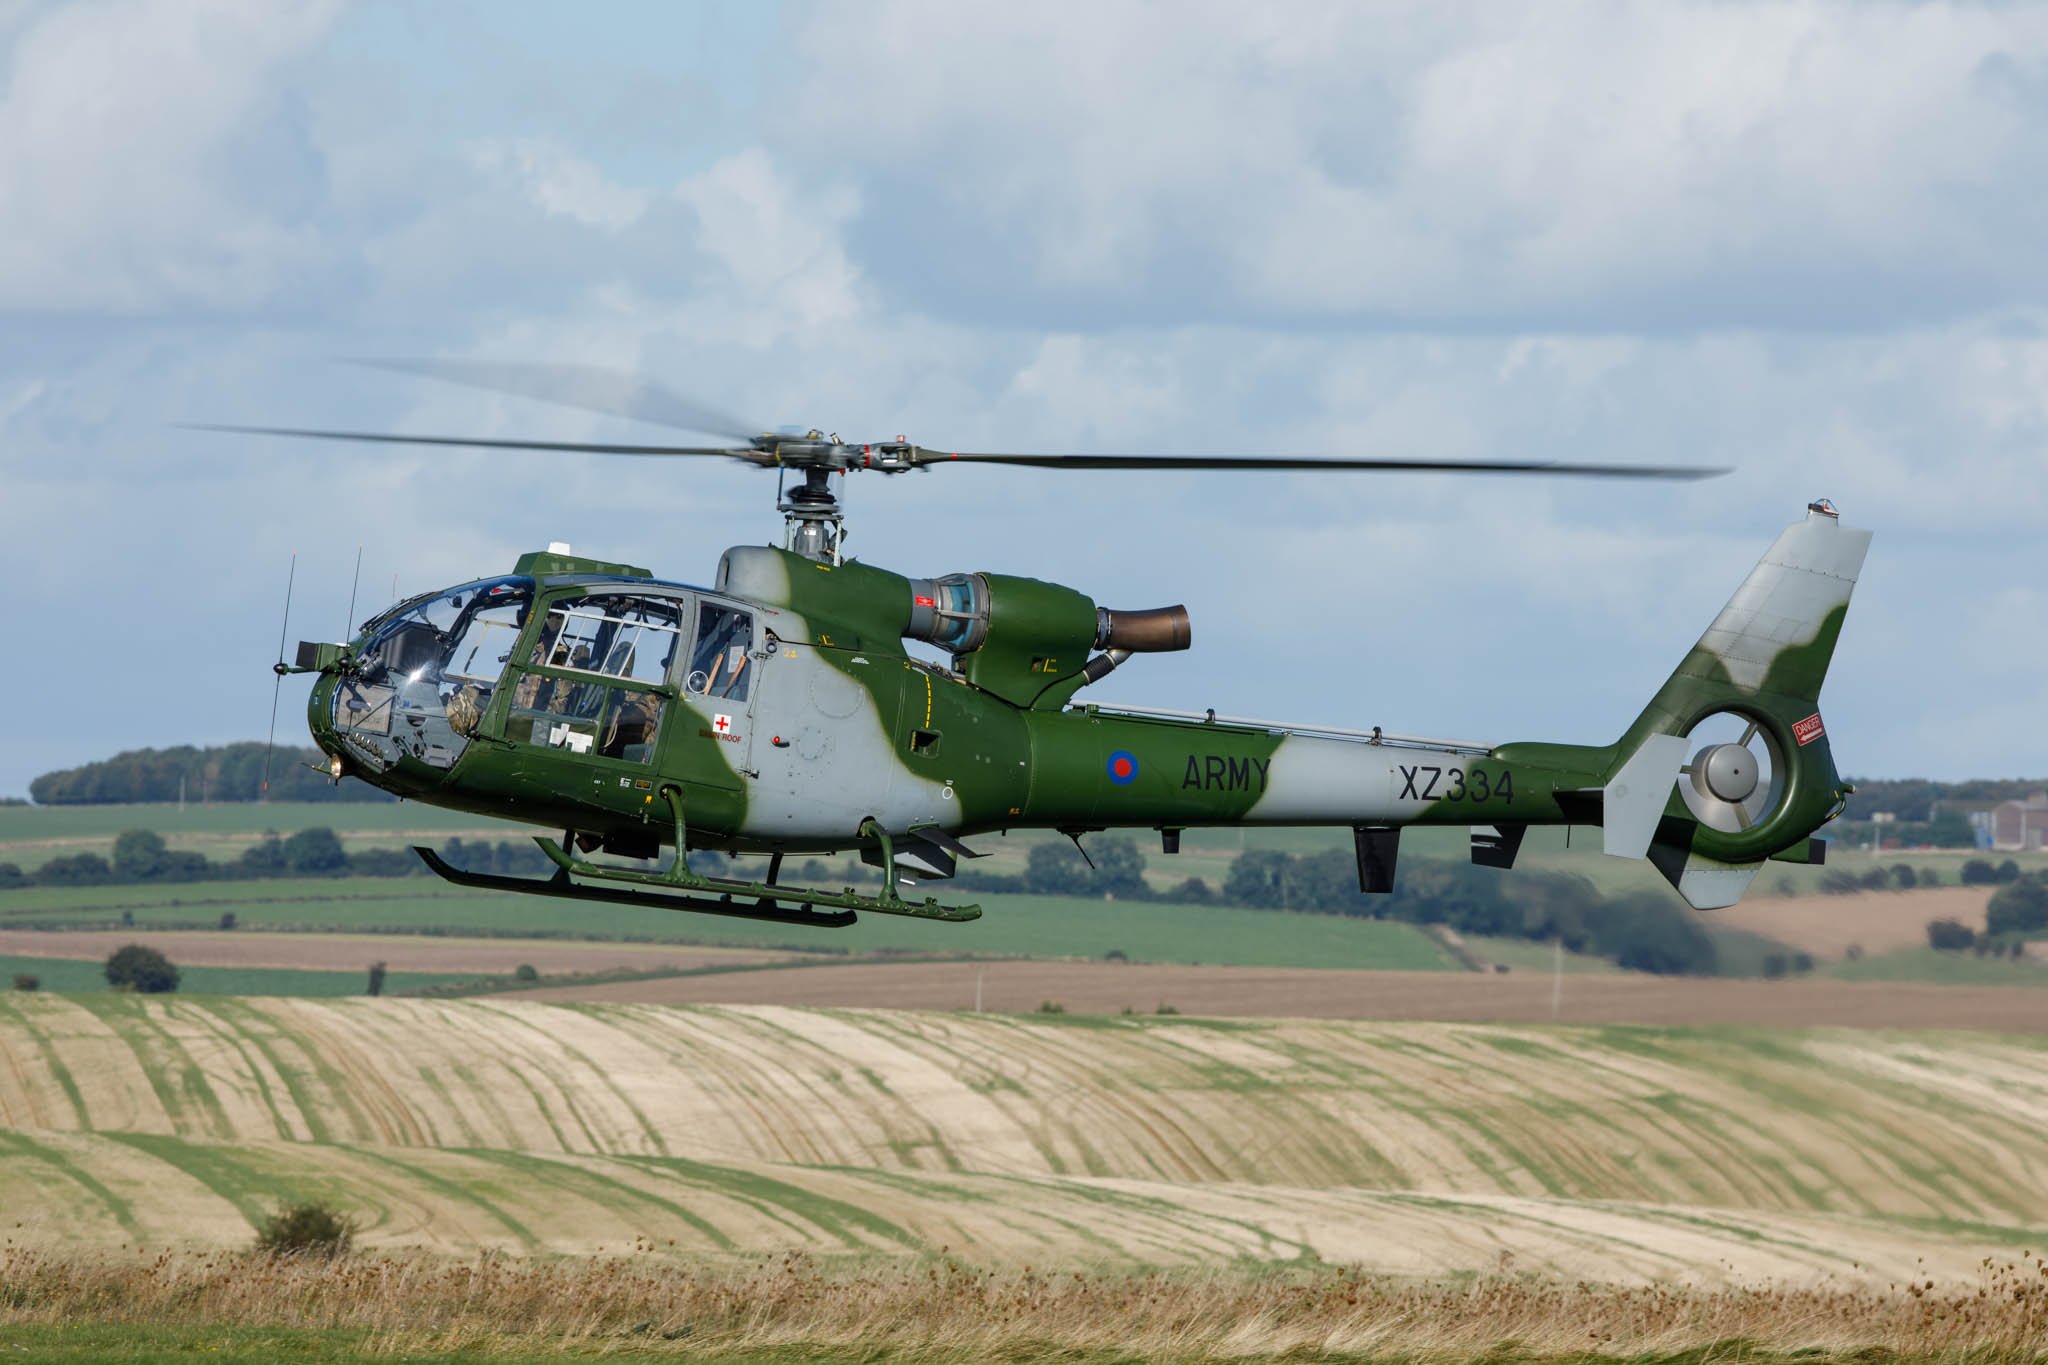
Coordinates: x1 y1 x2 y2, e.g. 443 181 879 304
0 0 2043 800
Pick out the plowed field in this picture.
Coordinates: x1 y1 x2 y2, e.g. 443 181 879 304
1713 886 1997 959
2 994 2047 1283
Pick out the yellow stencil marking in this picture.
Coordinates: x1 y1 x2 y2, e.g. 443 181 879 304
904 662 934 728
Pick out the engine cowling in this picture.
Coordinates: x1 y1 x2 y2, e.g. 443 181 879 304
906 573 1189 708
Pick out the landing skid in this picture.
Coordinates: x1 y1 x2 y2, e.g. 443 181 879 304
411 786 982 928
413 846 860 928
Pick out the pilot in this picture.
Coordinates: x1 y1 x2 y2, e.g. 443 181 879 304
547 654 587 715
612 689 661 759
513 620 566 710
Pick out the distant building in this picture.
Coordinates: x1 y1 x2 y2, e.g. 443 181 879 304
1990 793 2048 851
1932 799 2005 851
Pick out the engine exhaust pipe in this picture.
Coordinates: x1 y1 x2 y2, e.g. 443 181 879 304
1095 605 1191 653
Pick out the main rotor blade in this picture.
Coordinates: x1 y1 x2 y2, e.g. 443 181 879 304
187 424 770 463
910 449 1727 479
350 358 763 441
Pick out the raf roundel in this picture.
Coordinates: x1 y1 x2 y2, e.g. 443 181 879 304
1106 750 1139 786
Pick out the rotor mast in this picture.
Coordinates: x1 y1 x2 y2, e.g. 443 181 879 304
778 464 844 564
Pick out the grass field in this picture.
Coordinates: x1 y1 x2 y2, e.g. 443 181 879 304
12 799 2045 891
0 878 1458 971
9 1252 2048 1365
9 802 2048 992
1824 945 2048 985
1 869 2029 988
0 954 472 997
1446 935 1618 974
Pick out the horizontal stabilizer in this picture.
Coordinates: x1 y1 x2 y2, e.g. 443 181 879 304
910 825 988 859
865 840 955 880
1602 734 1689 860
1471 824 1526 870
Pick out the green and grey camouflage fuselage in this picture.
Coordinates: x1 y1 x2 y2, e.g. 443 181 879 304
302 504 1867 916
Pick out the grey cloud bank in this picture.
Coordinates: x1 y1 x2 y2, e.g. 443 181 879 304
0 0 2040 798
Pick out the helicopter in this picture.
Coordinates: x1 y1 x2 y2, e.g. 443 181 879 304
219 360 1870 930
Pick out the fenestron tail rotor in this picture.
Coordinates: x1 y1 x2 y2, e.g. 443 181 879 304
1677 711 1786 833
195 359 1731 564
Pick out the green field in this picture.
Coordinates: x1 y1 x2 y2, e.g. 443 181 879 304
13 801 2048 989
12 799 2042 893
0 876 1454 970
1458 934 1618 974
1823 945 2048 985
0 955 474 996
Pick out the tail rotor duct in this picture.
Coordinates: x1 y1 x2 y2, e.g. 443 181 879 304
1678 712 1785 833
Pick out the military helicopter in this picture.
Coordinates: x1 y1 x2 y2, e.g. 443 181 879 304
217 361 1869 929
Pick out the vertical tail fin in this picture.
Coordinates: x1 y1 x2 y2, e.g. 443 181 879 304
1631 501 1871 740
1623 501 1871 907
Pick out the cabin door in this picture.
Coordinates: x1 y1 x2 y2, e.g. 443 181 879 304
675 598 763 779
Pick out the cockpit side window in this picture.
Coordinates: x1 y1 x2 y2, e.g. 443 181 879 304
504 592 683 765
531 595 684 685
685 603 754 703
445 603 525 682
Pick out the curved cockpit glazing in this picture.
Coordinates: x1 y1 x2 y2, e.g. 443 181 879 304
331 577 533 772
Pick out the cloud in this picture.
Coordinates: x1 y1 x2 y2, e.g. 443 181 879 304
0 0 343 313
0 4 2040 798
469 139 652 231
784 0 2048 330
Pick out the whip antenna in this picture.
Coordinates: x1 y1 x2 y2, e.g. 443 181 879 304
261 551 297 802
344 543 363 640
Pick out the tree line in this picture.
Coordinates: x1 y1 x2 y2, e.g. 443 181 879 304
1 828 502 889
954 836 1719 975
1925 871 2048 955
0 828 741 891
28 744 395 805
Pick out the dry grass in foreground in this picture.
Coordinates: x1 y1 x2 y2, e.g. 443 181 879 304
8 1246 2048 1362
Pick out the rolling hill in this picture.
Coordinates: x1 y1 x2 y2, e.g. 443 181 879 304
1 993 2044 1285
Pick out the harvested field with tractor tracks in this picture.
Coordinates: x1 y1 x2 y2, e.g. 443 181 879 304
1 993 2047 1288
